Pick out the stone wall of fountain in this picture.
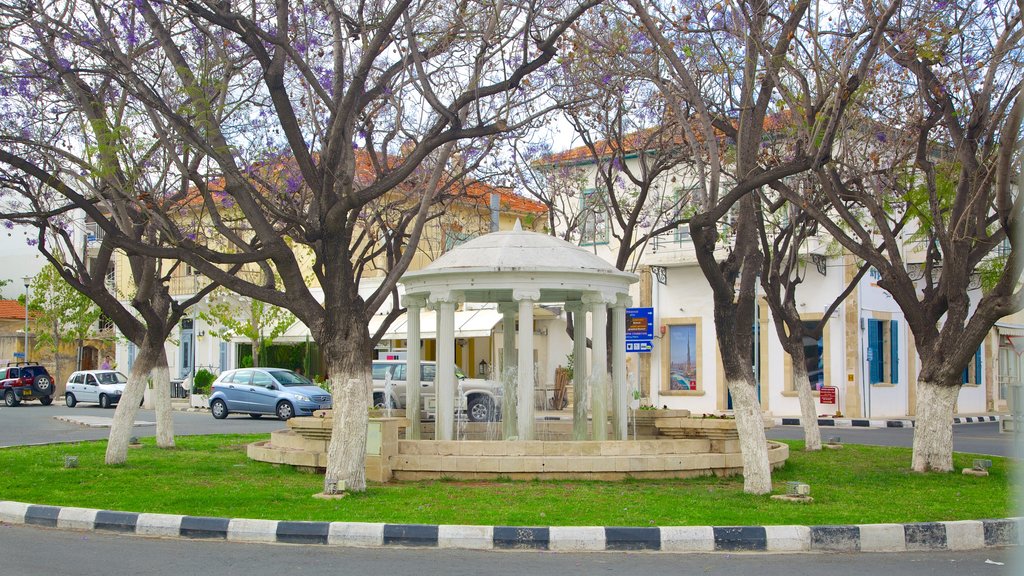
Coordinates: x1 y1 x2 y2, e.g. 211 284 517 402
247 412 789 482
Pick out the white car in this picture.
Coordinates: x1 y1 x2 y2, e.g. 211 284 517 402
64 370 132 409
371 360 503 422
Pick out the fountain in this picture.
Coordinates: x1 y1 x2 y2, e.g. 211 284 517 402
247 226 789 481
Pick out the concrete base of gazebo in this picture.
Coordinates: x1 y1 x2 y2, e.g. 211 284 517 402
247 415 790 482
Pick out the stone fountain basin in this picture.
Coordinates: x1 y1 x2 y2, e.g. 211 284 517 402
247 416 789 482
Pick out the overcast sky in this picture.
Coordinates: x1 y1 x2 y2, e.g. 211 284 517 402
0 223 46 299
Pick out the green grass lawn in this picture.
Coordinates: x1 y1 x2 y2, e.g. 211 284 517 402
0 435 1014 526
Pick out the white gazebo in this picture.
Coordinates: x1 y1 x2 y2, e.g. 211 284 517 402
400 222 638 441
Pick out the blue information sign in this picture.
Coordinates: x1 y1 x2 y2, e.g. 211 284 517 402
625 307 654 341
625 307 654 353
626 341 653 353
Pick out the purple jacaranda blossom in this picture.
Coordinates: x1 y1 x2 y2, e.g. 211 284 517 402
876 132 887 143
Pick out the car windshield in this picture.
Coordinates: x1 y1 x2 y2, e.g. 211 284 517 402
270 370 313 387
95 372 128 385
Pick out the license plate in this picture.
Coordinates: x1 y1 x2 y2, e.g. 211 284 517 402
21 389 32 397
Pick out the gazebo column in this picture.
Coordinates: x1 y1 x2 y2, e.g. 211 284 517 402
584 292 611 440
403 295 425 440
566 301 589 440
430 291 459 441
611 295 630 440
514 289 539 440
499 302 518 440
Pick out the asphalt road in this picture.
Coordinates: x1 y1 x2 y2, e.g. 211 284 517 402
766 422 1019 458
0 402 283 447
1 401 1017 457
0 523 1016 576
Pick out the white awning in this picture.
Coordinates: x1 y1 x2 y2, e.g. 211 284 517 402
996 322 1024 337
373 308 502 340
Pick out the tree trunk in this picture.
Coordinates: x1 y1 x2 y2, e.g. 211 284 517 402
791 357 822 451
727 379 773 494
106 335 159 464
323 333 371 493
150 346 175 448
911 379 960 472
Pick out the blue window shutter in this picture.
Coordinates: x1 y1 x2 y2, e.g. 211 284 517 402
974 347 982 384
127 342 136 370
219 342 228 373
868 319 882 384
890 321 899 384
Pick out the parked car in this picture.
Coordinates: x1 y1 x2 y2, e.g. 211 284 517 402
208 368 332 420
1 363 55 406
64 370 134 408
371 360 502 422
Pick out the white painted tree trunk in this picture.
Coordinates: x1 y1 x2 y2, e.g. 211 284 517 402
106 338 157 464
911 380 960 472
792 362 822 451
727 380 773 494
149 348 175 448
325 376 370 493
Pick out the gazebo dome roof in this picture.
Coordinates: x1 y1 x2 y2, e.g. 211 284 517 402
423 223 623 275
402 222 637 304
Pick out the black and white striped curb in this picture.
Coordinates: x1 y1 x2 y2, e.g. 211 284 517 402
1 502 1019 553
774 415 1001 429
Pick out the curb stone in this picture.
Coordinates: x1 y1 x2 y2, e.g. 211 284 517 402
774 415 1001 429
0 501 1018 554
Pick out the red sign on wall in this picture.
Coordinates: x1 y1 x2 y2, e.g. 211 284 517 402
819 386 837 405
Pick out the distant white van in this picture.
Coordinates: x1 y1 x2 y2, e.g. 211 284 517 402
371 360 502 422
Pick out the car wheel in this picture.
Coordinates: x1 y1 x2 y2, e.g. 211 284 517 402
373 393 397 409
65 393 77 408
39 396 53 406
468 396 495 422
99 394 111 409
211 399 228 419
276 401 294 421
4 390 19 407
248 413 263 419
31 376 54 396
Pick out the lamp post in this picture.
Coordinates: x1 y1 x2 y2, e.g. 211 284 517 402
22 276 30 363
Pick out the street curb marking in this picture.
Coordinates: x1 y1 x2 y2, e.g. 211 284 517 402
774 415 1001 429
1 502 1020 554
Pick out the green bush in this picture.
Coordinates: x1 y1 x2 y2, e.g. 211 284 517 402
193 369 216 395
239 355 253 368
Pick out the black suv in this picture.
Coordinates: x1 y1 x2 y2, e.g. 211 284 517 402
1 363 56 406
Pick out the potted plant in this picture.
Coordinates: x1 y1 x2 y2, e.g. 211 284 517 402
190 368 216 409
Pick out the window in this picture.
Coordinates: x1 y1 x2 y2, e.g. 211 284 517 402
444 229 476 252
580 188 609 245
252 371 274 388
672 186 698 243
232 370 253 385
421 363 437 382
963 347 983 385
867 318 899 385
785 320 827 393
661 318 703 395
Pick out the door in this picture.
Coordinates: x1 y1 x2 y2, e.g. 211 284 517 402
248 370 279 414
221 369 252 410
179 319 194 379
83 374 100 403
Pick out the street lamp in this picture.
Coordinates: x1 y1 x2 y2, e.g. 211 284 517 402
22 276 30 363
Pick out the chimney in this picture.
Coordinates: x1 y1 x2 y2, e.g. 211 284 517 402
490 192 501 232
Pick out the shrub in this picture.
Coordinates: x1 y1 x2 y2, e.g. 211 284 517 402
193 369 216 395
